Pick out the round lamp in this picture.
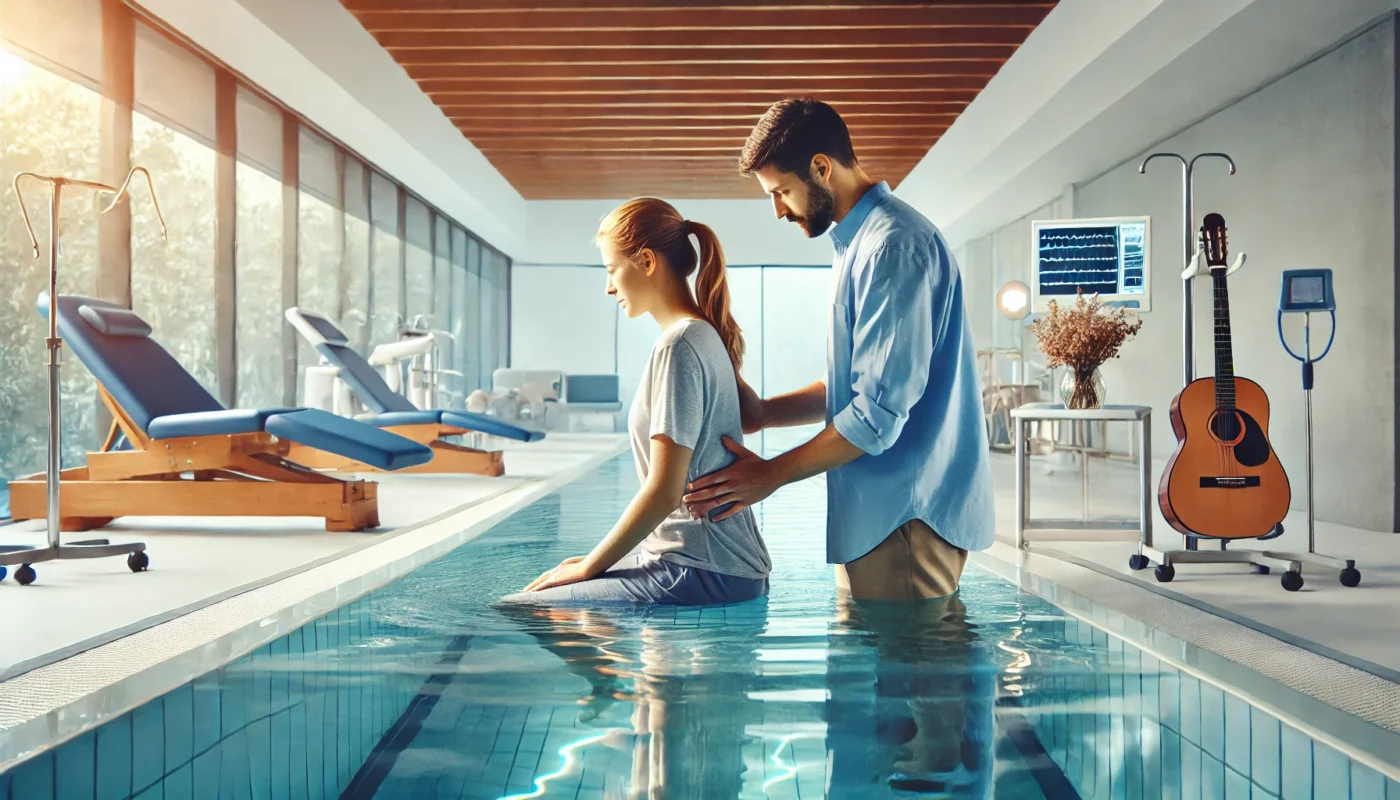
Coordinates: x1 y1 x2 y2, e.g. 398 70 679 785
997 280 1031 321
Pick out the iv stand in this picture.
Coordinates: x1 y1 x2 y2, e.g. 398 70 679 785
0 167 166 586
1129 152 1298 582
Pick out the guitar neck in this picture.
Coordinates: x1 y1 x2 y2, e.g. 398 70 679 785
1212 268 1235 411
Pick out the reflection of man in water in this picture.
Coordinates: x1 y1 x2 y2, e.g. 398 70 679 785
497 604 763 799
826 592 996 798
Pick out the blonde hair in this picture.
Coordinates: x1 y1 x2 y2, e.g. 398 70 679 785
595 197 744 368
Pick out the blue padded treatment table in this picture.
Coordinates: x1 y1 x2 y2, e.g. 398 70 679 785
41 294 434 472
315 341 546 443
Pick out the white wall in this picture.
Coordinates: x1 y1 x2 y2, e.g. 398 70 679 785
523 199 834 267
965 17 1397 531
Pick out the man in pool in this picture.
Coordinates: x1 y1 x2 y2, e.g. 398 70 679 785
682 97 995 603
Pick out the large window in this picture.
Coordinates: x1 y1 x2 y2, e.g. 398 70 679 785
0 1 513 515
131 22 218 394
369 171 402 347
296 125 343 393
342 156 372 353
234 86 285 409
404 196 433 327
0 49 103 497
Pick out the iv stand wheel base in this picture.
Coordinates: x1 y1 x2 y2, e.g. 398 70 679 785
0 540 149 586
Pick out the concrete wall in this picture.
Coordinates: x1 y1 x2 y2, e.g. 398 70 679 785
964 16 1397 531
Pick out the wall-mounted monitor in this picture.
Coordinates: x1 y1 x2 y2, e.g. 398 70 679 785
1030 216 1151 313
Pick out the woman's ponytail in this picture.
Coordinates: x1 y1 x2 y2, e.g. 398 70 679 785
687 221 744 370
596 198 745 369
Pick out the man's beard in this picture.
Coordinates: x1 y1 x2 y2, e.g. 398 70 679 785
789 179 836 238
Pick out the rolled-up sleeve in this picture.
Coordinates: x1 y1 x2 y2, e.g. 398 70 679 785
832 245 936 456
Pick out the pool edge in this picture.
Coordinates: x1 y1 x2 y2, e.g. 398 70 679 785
0 438 630 775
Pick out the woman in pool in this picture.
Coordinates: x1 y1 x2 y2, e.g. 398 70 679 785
501 198 771 606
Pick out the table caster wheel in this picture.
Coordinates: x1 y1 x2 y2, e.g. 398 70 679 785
15 565 36 586
1154 565 1175 583
1281 571 1304 592
1251 564 1271 575
1340 567 1361 588
128 552 149 573
1129 554 1150 571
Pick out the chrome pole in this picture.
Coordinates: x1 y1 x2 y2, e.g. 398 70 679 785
1304 313 1316 554
45 180 63 548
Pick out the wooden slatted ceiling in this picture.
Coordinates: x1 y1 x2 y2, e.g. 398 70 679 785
340 0 1057 200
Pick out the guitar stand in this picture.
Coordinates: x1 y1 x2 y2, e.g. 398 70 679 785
0 167 164 587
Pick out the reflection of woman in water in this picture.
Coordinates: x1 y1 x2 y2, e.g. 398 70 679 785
498 198 771 607
499 603 763 799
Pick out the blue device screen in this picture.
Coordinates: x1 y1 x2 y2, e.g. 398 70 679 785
1289 277 1325 305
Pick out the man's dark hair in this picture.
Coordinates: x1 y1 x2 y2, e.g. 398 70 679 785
738 98 858 177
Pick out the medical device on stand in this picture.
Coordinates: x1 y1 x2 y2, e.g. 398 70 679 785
0 167 164 586
1263 269 1360 590
370 315 461 412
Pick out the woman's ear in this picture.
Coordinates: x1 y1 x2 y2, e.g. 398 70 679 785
639 248 658 276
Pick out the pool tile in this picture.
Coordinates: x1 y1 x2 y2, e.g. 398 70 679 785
1226 766 1251 800
1182 739 1202 800
9 750 54 800
193 674 222 753
0 769 10 800
134 780 164 800
96 712 133 800
163 683 195 771
1160 669 1180 733
1312 742 1349 798
193 748 222 799
219 729 252 800
132 698 166 793
1162 731 1181 800
1125 715 1144 800
1142 718 1162 800
1202 754 1225 800
1351 761 1385 799
1181 675 1202 747
1250 707 1280 795
164 763 192 799
247 717 272 799
1389 777 1400 799
56 730 97 800
1199 682 1224 758
1110 711 1126 800
1224 693 1250 778
1280 724 1312 800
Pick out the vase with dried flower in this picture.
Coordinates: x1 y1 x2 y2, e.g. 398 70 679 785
1027 290 1144 409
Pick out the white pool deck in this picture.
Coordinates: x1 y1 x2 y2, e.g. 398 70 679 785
2 436 1399 779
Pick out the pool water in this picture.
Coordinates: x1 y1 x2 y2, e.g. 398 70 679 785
2 455 1392 799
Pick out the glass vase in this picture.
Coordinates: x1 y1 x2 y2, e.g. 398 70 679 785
1060 365 1106 410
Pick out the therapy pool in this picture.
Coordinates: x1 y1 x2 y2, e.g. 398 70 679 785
1 455 1397 799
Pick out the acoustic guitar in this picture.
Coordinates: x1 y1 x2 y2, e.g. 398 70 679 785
1158 213 1290 538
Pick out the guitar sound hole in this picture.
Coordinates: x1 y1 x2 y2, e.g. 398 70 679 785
1210 410 1244 444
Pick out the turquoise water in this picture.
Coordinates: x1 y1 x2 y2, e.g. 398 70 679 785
2 454 1391 799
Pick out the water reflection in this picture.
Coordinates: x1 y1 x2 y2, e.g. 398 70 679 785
494 587 996 799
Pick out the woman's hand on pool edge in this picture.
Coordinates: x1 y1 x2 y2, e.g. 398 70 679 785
524 556 592 592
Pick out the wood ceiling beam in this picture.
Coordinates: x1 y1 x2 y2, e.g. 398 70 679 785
390 45 1015 66
417 77 989 95
373 26 1034 49
404 61 1006 80
454 121 955 134
347 5 1055 32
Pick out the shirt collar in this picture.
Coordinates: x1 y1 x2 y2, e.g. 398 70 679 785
829 181 892 250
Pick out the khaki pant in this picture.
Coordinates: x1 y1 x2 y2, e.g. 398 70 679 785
835 518 968 601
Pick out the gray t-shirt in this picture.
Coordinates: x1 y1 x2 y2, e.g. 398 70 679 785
628 319 771 580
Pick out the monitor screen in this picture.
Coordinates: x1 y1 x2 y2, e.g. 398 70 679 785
1030 217 1150 312
1289 276 1326 305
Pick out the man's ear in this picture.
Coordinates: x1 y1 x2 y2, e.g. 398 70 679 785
811 154 832 184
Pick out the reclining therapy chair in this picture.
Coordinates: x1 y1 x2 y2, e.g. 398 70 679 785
284 307 544 477
7 295 435 532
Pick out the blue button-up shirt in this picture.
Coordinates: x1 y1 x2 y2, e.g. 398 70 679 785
824 182 996 563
